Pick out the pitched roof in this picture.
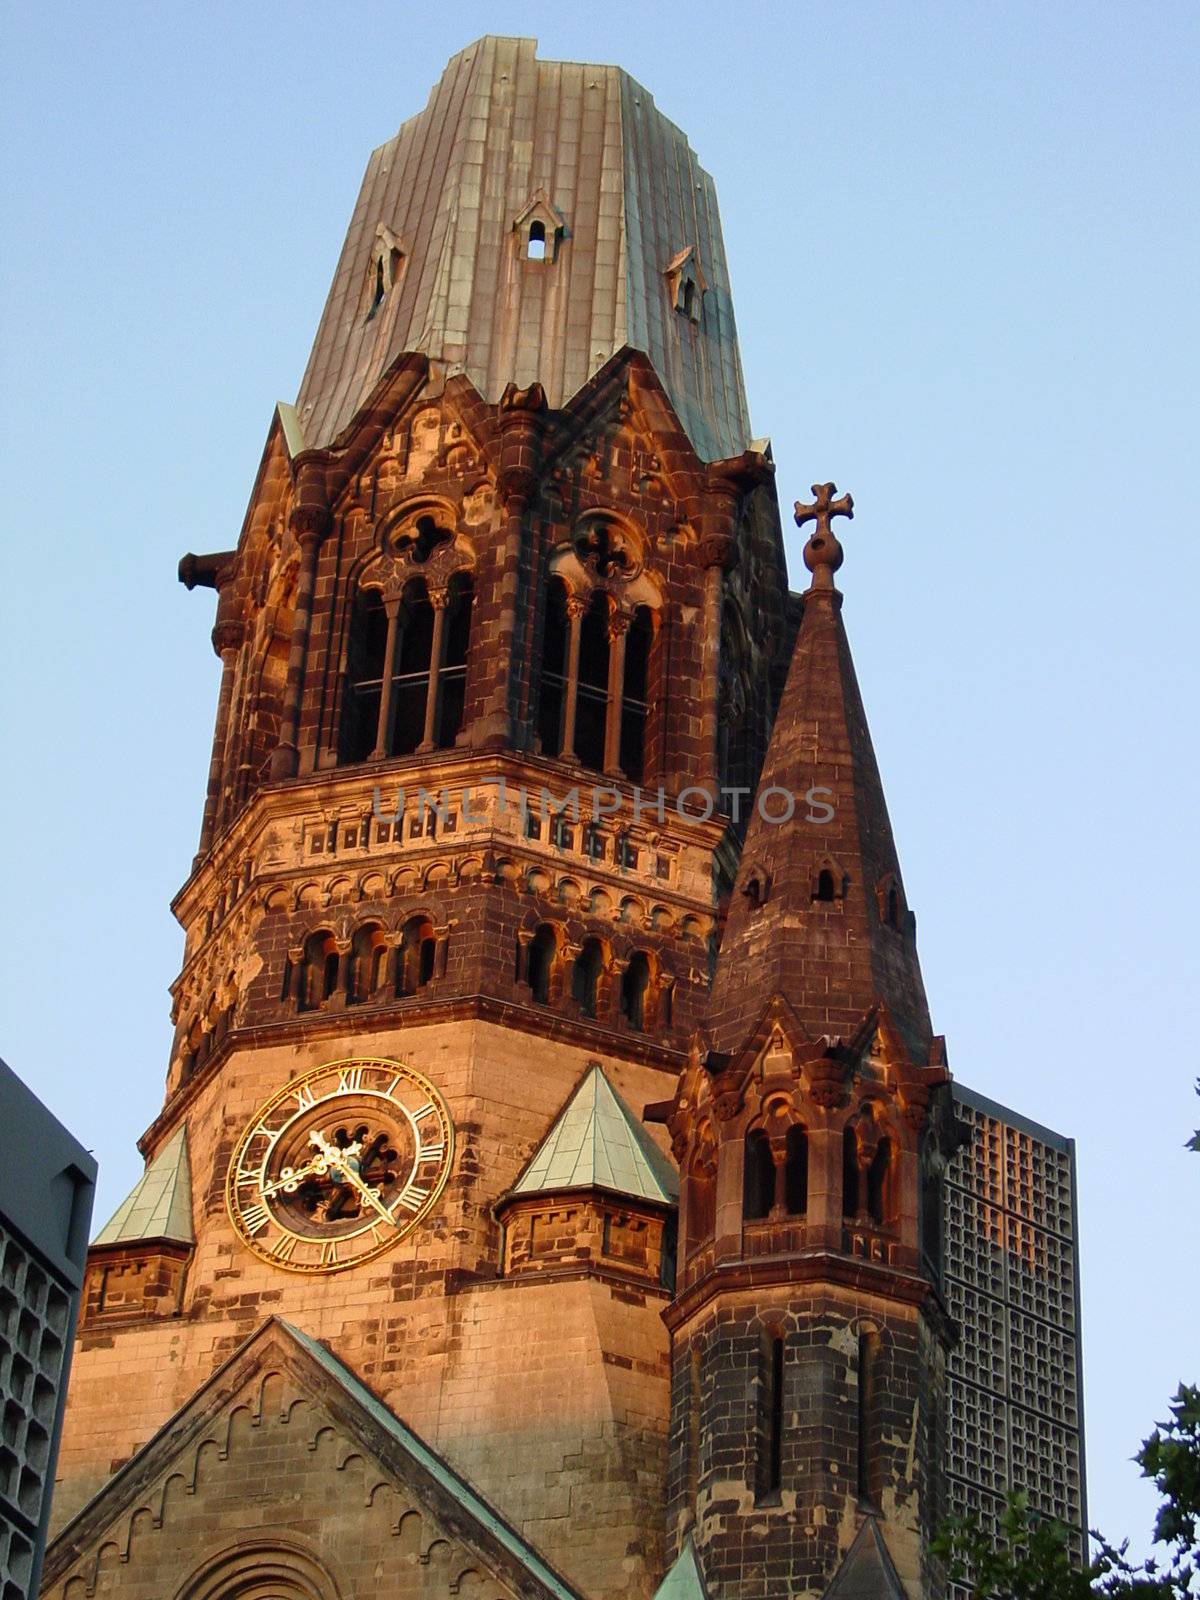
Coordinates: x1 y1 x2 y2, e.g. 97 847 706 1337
705 514 933 1063
822 1516 908 1600
513 1065 679 1204
44 1317 584 1600
654 1536 710 1600
92 1125 193 1247
292 36 751 462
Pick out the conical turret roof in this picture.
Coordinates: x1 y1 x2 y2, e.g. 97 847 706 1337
706 489 932 1062
512 1065 678 1205
92 1126 193 1247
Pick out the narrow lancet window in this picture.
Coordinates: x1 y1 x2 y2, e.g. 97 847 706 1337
527 925 556 1005
756 1333 785 1502
572 938 604 1018
743 1130 774 1221
857 1329 880 1505
620 952 651 1030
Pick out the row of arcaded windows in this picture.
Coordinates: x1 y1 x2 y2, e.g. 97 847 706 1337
698 1124 894 1236
519 925 669 1031
282 918 437 1012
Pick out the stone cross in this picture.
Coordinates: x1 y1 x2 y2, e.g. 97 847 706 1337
794 482 853 590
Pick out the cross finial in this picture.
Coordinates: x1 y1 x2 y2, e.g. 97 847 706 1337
794 482 853 591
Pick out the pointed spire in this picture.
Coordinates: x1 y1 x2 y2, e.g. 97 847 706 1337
512 1065 678 1205
92 1127 194 1247
705 487 932 1063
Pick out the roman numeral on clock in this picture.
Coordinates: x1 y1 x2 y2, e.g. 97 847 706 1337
241 1202 271 1236
270 1233 297 1263
396 1182 429 1213
336 1065 364 1094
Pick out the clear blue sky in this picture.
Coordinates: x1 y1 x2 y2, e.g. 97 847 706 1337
2 0 1196 1558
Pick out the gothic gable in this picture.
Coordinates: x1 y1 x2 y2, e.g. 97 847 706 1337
43 1318 581 1600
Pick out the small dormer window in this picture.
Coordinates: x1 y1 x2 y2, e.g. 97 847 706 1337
664 246 706 324
513 191 565 265
363 227 406 323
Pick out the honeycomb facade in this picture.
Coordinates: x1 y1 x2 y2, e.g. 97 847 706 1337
0 1057 95 1600
944 1085 1087 1572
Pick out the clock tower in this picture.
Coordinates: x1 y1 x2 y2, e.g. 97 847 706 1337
44 36 961 1600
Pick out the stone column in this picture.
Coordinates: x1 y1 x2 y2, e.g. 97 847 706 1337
560 594 586 758
419 588 449 751
271 454 330 779
479 381 546 749
370 594 403 760
603 610 630 775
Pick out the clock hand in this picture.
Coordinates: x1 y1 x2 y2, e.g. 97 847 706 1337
258 1152 330 1198
328 1154 399 1229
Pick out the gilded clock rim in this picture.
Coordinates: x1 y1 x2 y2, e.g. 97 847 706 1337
225 1055 454 1275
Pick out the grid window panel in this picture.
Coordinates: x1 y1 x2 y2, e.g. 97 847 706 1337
0 1222 71 1592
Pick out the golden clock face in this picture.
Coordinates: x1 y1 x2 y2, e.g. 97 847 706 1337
226 1057 453 1274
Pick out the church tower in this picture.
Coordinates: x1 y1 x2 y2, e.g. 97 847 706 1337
44 36 963 1600
656 496 959 1599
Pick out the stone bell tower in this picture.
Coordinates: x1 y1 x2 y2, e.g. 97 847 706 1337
655 492 961 1599
46 37 796 1600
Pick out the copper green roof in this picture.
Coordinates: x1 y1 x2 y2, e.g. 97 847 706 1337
293 36 752 462
654 1537 709 1600
513 1064 678 1204
92 1126 193 1247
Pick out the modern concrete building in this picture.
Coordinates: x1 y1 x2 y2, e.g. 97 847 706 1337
0 1058 95 1600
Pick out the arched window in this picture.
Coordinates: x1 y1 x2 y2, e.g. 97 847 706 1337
619 605 653 782
743 1130 775 1221
339 589 389 763
537 578 569 756
815 869 837 902
299 932 339 1012
867 1137 892 1225
886 886 900 927
572 938 604 1018
527 220 547 260
348 924 387 1004
396 916 435 997
437 572 473 747
527 925 557 1005
784 1125 808 1216
575 594 611 771
842 1125 860 1219
681 278 695 318
620 951 651 1030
